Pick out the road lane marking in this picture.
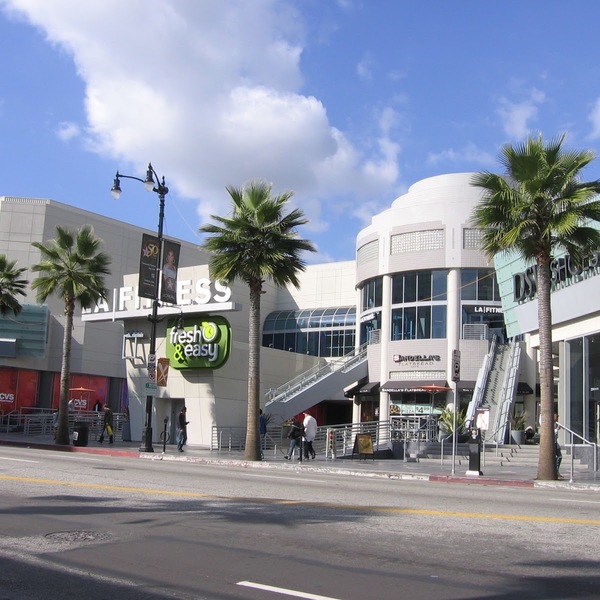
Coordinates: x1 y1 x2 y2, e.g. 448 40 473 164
553 498 600 504
1 474 600 525
0 457 38 463
237 581 340 600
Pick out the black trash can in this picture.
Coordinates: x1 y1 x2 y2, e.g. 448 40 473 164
73 421 89 447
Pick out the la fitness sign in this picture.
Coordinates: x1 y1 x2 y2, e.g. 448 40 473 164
83 278 233 318
166 315 231 369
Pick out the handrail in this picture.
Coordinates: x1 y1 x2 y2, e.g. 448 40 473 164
557 421 598 481
265 342 369 404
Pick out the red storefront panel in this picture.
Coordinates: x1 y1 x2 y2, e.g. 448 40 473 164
0 368 39 413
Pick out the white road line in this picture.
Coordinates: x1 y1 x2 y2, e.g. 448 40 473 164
553 498 600 504
237 581 341 600
0 456 39 463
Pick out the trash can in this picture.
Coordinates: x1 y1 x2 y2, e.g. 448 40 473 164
73 421 89 447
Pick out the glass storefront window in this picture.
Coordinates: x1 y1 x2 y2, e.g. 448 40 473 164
361 277 383 310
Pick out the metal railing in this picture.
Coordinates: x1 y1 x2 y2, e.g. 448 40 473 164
211 420 390 458
265 343 368 405
558 422 598 482
1 407 127 442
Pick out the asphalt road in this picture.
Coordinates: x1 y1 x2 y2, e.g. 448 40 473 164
0 445 599 600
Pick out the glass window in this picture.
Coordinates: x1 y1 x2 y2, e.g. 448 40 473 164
404 273 416 303
391 308 403 341
296 310 310 329
308 309 322 328
403 306 416 340
361 277 383 310
417 271 432 301
432 305 446 338
273 333 285 350
392 274 403 304
461 270 477 300
478 271 494 301
284 332 296 352
416 306 431 339
263 314 276 331
296 332 308 355
332 308 348 327
320 308 336 327
432 270 447 301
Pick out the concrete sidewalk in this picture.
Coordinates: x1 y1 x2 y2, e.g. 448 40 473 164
1 431 599 491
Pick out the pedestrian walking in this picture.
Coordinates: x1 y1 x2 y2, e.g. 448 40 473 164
284 419 304 461
302 411 317 460
99 404 114 444
177 406 189 452
554 412 563 477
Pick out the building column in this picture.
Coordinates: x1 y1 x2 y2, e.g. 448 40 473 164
447 268 460 407
379 274 392 425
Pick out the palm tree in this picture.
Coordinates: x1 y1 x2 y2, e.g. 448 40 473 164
31 225 111 446
200 181 316 461
0 254 28 316
471 133 600 480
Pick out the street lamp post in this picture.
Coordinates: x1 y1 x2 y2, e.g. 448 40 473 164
111 163 169 452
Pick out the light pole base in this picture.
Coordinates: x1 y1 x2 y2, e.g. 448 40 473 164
139 427 154 452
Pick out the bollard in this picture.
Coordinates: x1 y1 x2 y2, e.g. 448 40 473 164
466 428 483 476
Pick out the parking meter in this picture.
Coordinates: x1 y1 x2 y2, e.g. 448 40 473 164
466 427 483 476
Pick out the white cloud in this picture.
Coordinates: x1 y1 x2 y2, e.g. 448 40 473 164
2 0 401 237
497 88 546 140
55 121 80 141
357 53 375 81
588 97 600 140
426 142 495 168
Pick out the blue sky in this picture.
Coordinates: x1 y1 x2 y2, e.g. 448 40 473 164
2 0 600 263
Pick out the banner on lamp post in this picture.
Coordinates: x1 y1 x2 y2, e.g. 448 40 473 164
160 239 181 304
138 233 160 300
157 358 170 386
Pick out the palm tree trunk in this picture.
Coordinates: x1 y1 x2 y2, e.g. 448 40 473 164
244 281 262 460
536 261 558 480
56 300 74 446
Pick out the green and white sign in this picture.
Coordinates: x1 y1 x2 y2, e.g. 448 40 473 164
166 316 231 369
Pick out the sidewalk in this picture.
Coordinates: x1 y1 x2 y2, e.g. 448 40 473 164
1 431 599 491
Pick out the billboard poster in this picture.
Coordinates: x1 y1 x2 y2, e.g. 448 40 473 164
138 233 160 300
160 239 181 305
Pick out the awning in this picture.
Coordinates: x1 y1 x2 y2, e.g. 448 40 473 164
358 381 380 395
457 380 477 392
344 379 379 397
344 377 368 397
381 379 449 393
516 382 534 395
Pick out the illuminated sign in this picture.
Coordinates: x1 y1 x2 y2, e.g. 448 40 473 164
166 316 231 369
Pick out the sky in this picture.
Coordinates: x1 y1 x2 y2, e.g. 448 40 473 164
3 0 600 264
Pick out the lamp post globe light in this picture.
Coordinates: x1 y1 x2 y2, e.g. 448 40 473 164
111 163 168 452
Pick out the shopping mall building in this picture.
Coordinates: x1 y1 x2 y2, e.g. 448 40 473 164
2 173 598 448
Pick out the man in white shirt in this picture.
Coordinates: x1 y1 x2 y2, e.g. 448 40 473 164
302 411 317 460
